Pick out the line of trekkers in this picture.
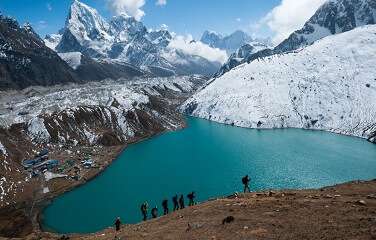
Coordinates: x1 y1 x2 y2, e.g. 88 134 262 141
141 191 196 221
114 175 251 232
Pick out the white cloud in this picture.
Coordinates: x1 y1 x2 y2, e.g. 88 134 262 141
46 3 52 11
167 35 228 63
37 20 48 30
261 0 327 44
156 0 167 6
236 18 241 22
107 0 146 21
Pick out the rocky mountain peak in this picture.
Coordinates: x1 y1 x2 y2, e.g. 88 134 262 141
201 30 223 47
275 0 376 52
67 0 112 42
23 22 41 40
51 0 222 77
0 15 19 30
110 14 147 41
0 16 79 90
200 30 255 54
148 28 172 48
216 0 376 78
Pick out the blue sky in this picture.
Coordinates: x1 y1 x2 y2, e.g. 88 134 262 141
0 0 280 39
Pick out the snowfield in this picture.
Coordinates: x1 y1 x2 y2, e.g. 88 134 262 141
58 52 82 70
183 25 376 141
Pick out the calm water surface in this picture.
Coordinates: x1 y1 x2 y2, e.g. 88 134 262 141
42 117 376 233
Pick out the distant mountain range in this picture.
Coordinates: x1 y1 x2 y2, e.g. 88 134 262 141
45 0 221 78
0 0 232 90
216 0 376 77
200 30 272 54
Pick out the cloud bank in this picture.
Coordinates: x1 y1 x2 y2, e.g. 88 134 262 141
107 0 146 21
156 0 167 6
167 35 228 63
261 0 327 44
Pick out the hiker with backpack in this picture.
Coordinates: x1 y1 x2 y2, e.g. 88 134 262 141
242 175 251 193
141 202 148 221
172 194 179 211
114 217 121 232
151 206 158 218
179 194 185 209
162 199 169 215
187 191 196 206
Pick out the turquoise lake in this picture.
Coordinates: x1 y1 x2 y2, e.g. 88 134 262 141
42 117 376 234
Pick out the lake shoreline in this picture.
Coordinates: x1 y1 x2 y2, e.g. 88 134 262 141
0 120 188 238
187 115 376 145
27 179 376 240
1 116 375 238
41 116 376 234
36 124 188 233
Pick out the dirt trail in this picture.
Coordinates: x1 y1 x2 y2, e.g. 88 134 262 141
22 179 376 240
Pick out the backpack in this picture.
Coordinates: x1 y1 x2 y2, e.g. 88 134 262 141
242 176 248 184
141 203 146 211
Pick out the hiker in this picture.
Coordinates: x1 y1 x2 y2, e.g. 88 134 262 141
187 192 196 206
141 202 148 221
162 199 169 215
114 217 121 232
242 175 251 193
151 206 158 218
172 194 179 211
179 194 185 209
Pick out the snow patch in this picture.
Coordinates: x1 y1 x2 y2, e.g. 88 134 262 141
44 34 62 50
0 177 6 202
43 187 49 194
0 142 7 156
44 171 67 181
27 117 50 142
58 52 82 70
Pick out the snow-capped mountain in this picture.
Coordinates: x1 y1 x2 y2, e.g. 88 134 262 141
275 0 376 53
56 0 113 57
183 25 376 142
44 34 62 50
0 15 80 90
214 41 271 77
200 30 271 54
49 0 221 77
216 0 376 77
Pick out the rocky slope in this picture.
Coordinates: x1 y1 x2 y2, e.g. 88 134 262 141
0 16 79 90
22 180 376 240
183 25 376 143
217 0 376 77
58 52 146 82
47 0 221 77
